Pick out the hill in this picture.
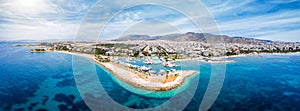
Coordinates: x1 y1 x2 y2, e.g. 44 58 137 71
114 32 272 43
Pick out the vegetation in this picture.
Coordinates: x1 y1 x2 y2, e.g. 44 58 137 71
95 55 110 62
55 46 69 51
95 48 108 55
157 46 167 52
132 51 140 57
172 54 180 60
154 52 167 57
142 51 151 56
141 45 148 51
239 49 254 54
34 49 45 51
226 52 237 56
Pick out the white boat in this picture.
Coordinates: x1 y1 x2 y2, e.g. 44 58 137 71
163 62 178 67
126 57 133 62
140 66 151 72
144 59 153 64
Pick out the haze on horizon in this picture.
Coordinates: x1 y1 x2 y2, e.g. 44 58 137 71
0 0 299 42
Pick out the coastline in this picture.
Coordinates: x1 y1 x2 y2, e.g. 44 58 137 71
53 50 94 59
50 50 198 91
32 50 299 91
95 60 197 91
258 52 300 55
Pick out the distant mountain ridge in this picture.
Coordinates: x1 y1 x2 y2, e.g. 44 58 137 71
114 32 273 43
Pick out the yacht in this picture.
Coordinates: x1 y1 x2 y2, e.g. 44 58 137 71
163 62 178 67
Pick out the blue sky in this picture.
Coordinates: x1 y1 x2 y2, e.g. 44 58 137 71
0 0 299 41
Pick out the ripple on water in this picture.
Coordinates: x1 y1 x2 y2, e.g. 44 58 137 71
283 91 297 96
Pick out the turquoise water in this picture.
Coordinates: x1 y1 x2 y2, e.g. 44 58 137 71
0 42 299 111
118 57 182 73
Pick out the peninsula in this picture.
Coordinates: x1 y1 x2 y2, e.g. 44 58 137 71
94 58 197 91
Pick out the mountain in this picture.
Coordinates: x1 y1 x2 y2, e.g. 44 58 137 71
114 35 153 41
114 32 272 43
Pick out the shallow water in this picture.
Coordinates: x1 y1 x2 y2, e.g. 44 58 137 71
0 42 299 111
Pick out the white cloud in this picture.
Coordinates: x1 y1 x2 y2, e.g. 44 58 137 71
216 10 300 38
0 0 299 42
0 0 92 40
113 11 142 24
0 0 58 17
200 0 300 41
209 0 252 15
0 18 78 40
256 29 300 42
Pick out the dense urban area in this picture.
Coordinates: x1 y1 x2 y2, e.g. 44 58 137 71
33 39 300 60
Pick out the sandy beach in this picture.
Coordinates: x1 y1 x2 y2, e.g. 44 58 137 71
53 50 198 91
95 60 197 91
53 51 94 59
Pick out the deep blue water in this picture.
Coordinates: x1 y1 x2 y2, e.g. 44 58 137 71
0 42 299 111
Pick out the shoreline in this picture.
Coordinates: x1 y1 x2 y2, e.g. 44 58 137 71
258 52 300 55
48 50 198 91
53 50 94 59
30 50 299 91
95 60 197 91
171 52 298 64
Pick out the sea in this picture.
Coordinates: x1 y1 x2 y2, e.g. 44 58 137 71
0 41 299 111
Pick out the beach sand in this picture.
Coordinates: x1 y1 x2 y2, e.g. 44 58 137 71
54 51 94 59
52 50 198 91
95 61 197 91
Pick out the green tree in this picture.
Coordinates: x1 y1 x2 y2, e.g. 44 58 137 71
95 48 108 55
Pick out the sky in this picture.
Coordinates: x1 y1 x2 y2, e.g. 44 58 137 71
0 0 299 42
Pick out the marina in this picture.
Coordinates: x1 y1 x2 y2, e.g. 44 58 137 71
94 56 197 91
